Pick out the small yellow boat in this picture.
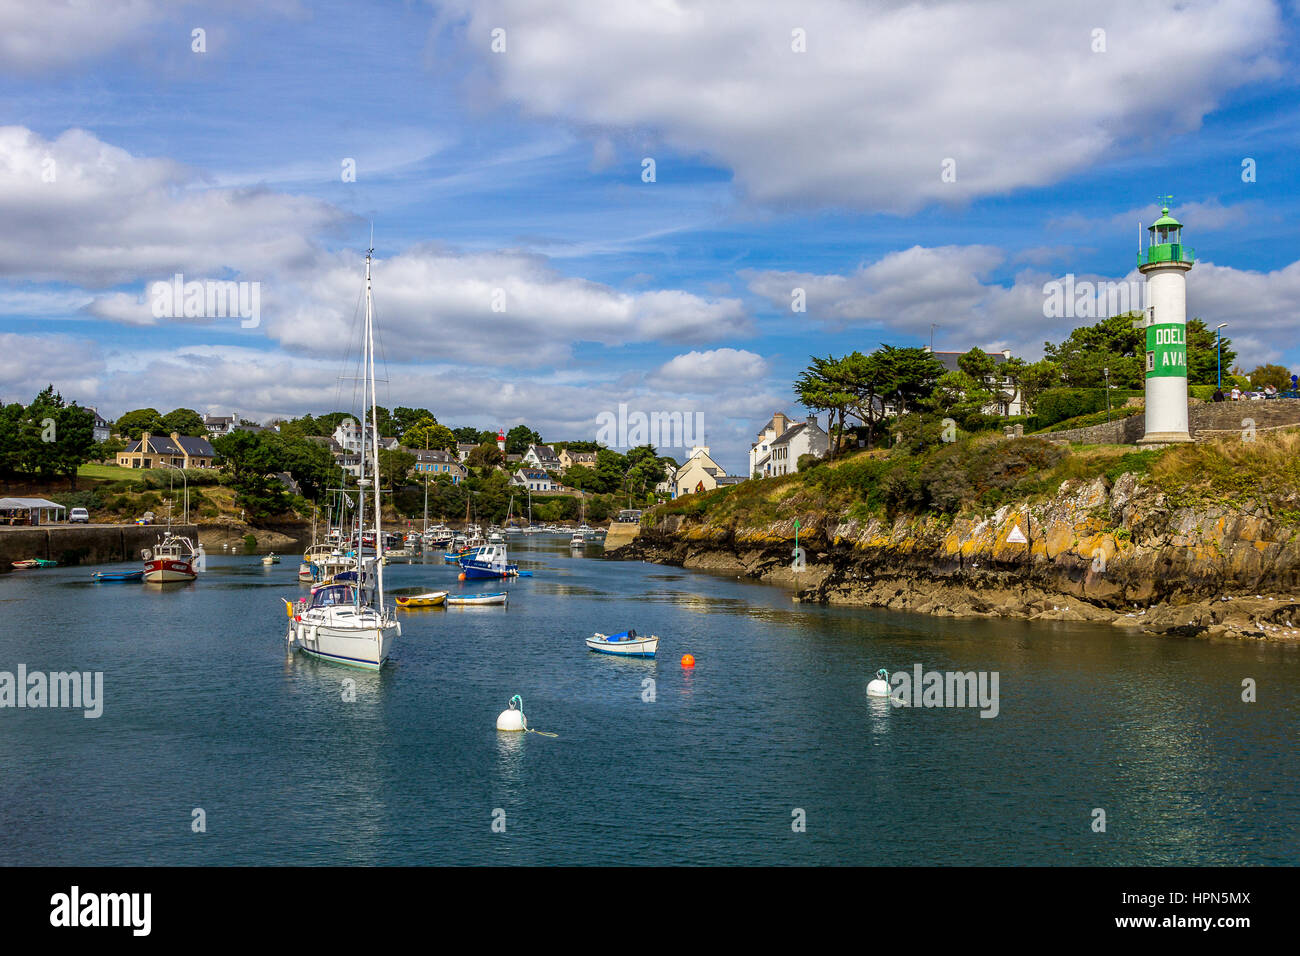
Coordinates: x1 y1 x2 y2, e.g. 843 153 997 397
396 591 448 609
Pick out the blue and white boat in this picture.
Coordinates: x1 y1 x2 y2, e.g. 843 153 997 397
92 569 143 582
586 630 658 658
459 542 518 580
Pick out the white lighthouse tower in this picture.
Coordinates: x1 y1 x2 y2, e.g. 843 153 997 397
1136 198 1195 444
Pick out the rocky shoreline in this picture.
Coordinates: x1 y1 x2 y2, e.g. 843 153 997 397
609 473 1300 642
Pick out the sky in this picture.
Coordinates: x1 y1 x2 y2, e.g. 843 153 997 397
1 0 1298 473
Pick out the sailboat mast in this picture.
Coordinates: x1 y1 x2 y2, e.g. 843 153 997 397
366 245 385 609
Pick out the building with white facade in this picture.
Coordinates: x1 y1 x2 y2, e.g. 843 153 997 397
749 413 830 478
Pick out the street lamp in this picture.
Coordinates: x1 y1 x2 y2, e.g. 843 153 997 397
1103 367 1110 423
1215 323 1228 389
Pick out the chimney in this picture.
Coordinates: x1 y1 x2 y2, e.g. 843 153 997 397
1002 348 1012 359
141 430 150 451
773 412 789 435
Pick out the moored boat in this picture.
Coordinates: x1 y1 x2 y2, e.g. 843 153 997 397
459 542 518 579
143 535 202 583
12 558 57 569
446 591 508 606
395 590 448 608
92 569 144 582
283 244 399 669
586 630 658 658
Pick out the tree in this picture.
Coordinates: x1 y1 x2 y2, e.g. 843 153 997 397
465 442 504 473
795 355 854 457
377 448 417 491
402 417 456 452
1044 313 1144 388
116 407 166 440
1003 358 1060 414
505 425 542 456
212 430 290 520
1186 318 1235 386
392 406 435 436
1248 363 1292 391
160 407 207 436
452 426 482 443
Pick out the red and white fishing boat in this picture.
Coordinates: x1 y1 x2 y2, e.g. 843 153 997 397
142 534 204 583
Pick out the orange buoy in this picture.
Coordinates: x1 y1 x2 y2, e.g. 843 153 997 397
458 572 466 581
681 653 695 668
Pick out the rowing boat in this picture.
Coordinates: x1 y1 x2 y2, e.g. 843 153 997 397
586 630 658 658
92 569 144 582
396 591 448 608
446 592 508 606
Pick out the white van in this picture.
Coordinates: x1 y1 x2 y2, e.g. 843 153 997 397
69 508 90 523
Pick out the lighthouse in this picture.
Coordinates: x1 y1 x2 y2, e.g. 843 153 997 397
1136 200 1195 444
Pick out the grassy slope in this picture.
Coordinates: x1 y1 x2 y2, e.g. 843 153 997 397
655 428 1300 532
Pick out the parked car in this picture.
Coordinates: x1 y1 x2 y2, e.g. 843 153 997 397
68 508 89 523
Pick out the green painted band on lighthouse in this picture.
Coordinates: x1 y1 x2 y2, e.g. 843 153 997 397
1145 322 1187 378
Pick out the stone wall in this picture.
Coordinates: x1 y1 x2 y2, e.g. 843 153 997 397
0 524 200 569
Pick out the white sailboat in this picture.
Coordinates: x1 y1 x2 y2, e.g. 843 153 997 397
284 245 400 670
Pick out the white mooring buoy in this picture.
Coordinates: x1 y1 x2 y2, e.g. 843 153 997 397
866 668 891 698
496 694 527 731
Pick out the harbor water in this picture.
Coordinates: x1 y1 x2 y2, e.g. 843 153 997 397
1 537 1296 865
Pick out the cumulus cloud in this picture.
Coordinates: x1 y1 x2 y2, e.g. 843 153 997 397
745 245 1300 367
655 348 768 387
0 126 348 289
430 0 1281 211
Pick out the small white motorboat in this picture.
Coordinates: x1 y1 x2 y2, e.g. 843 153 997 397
586 630 658 658
262 552 279 565
446 591 508 606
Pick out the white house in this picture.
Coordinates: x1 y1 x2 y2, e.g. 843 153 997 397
511 467 558 492
204 413 237 437
523 443 562 471
749 413 829 478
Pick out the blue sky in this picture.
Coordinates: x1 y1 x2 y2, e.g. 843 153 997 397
1 0 1298 472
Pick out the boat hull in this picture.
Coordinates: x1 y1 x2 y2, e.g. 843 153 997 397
144 558 196 583
288 619 399 669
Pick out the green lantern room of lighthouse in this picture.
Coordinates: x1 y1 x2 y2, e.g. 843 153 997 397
1139 199 1193 380
1138 203 1195 269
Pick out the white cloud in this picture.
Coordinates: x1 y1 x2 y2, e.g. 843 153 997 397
656 348 767 387
745 244 1300 368
0 126 348 289
431 0 1281 211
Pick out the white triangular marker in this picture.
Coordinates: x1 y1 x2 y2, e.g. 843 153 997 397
1007 524 1027 543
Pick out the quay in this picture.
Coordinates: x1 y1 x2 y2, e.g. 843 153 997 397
0 524 200 570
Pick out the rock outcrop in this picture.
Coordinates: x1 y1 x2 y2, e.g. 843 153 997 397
609 472 1300 642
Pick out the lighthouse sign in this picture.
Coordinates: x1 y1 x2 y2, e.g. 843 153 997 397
1145 323 1187 378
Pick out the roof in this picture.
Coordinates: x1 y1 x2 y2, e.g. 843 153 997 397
529 444 557 457
714 476 746 485
0 497 65 510
565 450 597 461
410 448 461 464
125 434 215 457
770 422 808 446
515 468 551 480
